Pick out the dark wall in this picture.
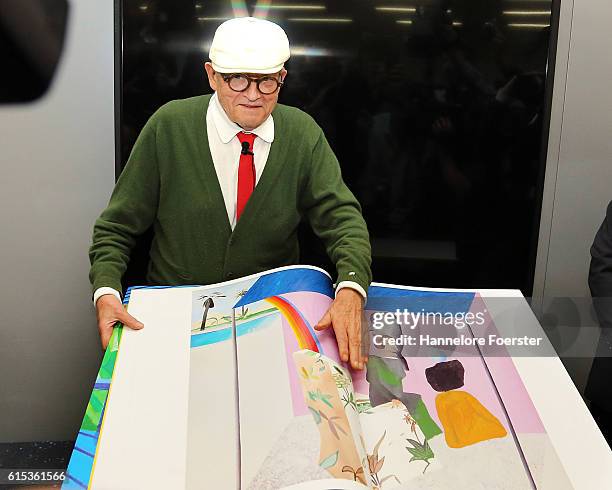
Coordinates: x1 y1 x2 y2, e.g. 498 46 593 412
119 0 557 295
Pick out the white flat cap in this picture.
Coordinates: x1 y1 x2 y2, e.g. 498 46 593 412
209 17 290 74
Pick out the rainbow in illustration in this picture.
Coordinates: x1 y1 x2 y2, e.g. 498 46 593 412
191 294 323 352
266 295 322 352
233 268 333 352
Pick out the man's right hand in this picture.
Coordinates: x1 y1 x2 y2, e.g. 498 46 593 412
96 294 144 349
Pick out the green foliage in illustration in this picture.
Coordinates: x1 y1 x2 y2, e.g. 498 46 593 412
341 390 357 411
406 438 435 474
308 389 333 408
314 356 326 371
99 327 122 379
82 327 122 432
403 409 436 474
319 450 339 469
308 406 322 424
367 356 402 387
190 307 277 332
332 365 350 388
235 289 248 318
355 398 372 414
81 389 106 431
411 399 442 440
330 365 358 412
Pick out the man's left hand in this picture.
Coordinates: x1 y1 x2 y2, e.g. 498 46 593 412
315 288 367 370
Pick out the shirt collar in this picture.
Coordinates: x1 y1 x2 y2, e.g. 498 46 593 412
210 92 275 144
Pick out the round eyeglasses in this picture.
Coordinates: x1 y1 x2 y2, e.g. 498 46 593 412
221 73 284 95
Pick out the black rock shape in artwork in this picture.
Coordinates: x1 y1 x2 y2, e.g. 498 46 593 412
425 360 465 392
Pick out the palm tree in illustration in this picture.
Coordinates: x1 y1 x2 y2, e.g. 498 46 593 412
198 292 225 330
235 289 249 319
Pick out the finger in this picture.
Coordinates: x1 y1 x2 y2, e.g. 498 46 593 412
333 320 350 364
355 315 366 369
117 309 144 330
347 311 364 370
360 323 369 368
314 311 332 331
348 328 362 370
100 325 112 350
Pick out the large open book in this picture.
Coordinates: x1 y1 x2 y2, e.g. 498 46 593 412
63 266 571 489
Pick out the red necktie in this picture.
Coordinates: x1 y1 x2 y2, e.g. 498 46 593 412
236 131 256 221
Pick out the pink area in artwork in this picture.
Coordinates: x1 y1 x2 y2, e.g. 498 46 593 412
469 294 545 433
399 295 545 434
279 292 340 416
275 289 546 436
481 356 545 433
277 292 387 415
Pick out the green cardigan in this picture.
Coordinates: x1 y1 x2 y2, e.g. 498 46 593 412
89 95 372 294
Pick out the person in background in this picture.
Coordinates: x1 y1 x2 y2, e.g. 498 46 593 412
586 200 612 446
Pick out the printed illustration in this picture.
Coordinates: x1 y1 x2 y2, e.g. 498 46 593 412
293 350 367 485
63 266 571 490
426 360 507 448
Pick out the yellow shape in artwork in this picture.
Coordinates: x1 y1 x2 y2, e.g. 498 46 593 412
435 390 507 448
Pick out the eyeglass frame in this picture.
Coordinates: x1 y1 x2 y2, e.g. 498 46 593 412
218 72 285 95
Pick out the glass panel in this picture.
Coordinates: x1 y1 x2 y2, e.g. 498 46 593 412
121 0 556 295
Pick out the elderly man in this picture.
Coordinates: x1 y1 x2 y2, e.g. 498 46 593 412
90 17 371 370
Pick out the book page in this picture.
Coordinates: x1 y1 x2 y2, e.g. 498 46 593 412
187 267 337 488
357 283 540 489
232 270 535 490
281 479 369 490
186 278 255 490
232 267 356 489
293 350 371 487
358 400 441 487
186 266 338 488
88 287 193 489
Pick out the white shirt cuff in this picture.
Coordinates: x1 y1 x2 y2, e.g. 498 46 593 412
335 280 367 300
93 287 122 306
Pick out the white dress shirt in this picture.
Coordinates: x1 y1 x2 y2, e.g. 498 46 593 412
207 93 274 229
93 93 366 305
